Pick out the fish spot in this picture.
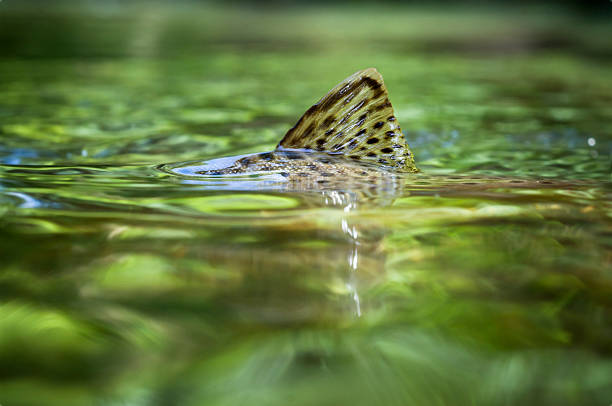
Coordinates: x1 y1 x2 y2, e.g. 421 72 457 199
367 152 377 157
325 129 334 136
355 129 366 137
373 121 384 129
322 115 335 128
349 155 361 160
374 99 391 111
332 143 344 151
378 158 388 164
298 172 309 177
381 147 393 153
319 172 333 177
363 76 382 90
280 172 289 178
372 88 385 99
260 152 273 161
347 139 359 149
366 138 379 144
284 150 304 160
317 180 330 184
388 116 396 121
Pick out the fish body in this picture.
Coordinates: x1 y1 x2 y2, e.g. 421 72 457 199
197 149 390 184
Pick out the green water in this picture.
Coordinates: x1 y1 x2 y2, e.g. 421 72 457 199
1 3 611 405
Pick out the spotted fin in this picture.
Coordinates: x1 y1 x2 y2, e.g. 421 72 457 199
276 68 417 172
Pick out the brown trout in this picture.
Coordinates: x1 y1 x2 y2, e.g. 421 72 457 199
160 68 576 198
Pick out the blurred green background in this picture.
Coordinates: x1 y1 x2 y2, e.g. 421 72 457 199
0 1 611 406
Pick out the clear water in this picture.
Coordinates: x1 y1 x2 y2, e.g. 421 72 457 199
0 4 611 406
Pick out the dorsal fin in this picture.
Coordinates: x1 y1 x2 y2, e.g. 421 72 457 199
276 68 417 172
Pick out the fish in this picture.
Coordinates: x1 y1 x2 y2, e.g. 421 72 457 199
159 68 582 201
162 68 416 183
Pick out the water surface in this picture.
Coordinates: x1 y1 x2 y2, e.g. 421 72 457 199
0 3 611 406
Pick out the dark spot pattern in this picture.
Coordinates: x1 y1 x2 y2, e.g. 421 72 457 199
284 150 304 160
275 69 417 172
372 88 384 99
374 99 392 111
